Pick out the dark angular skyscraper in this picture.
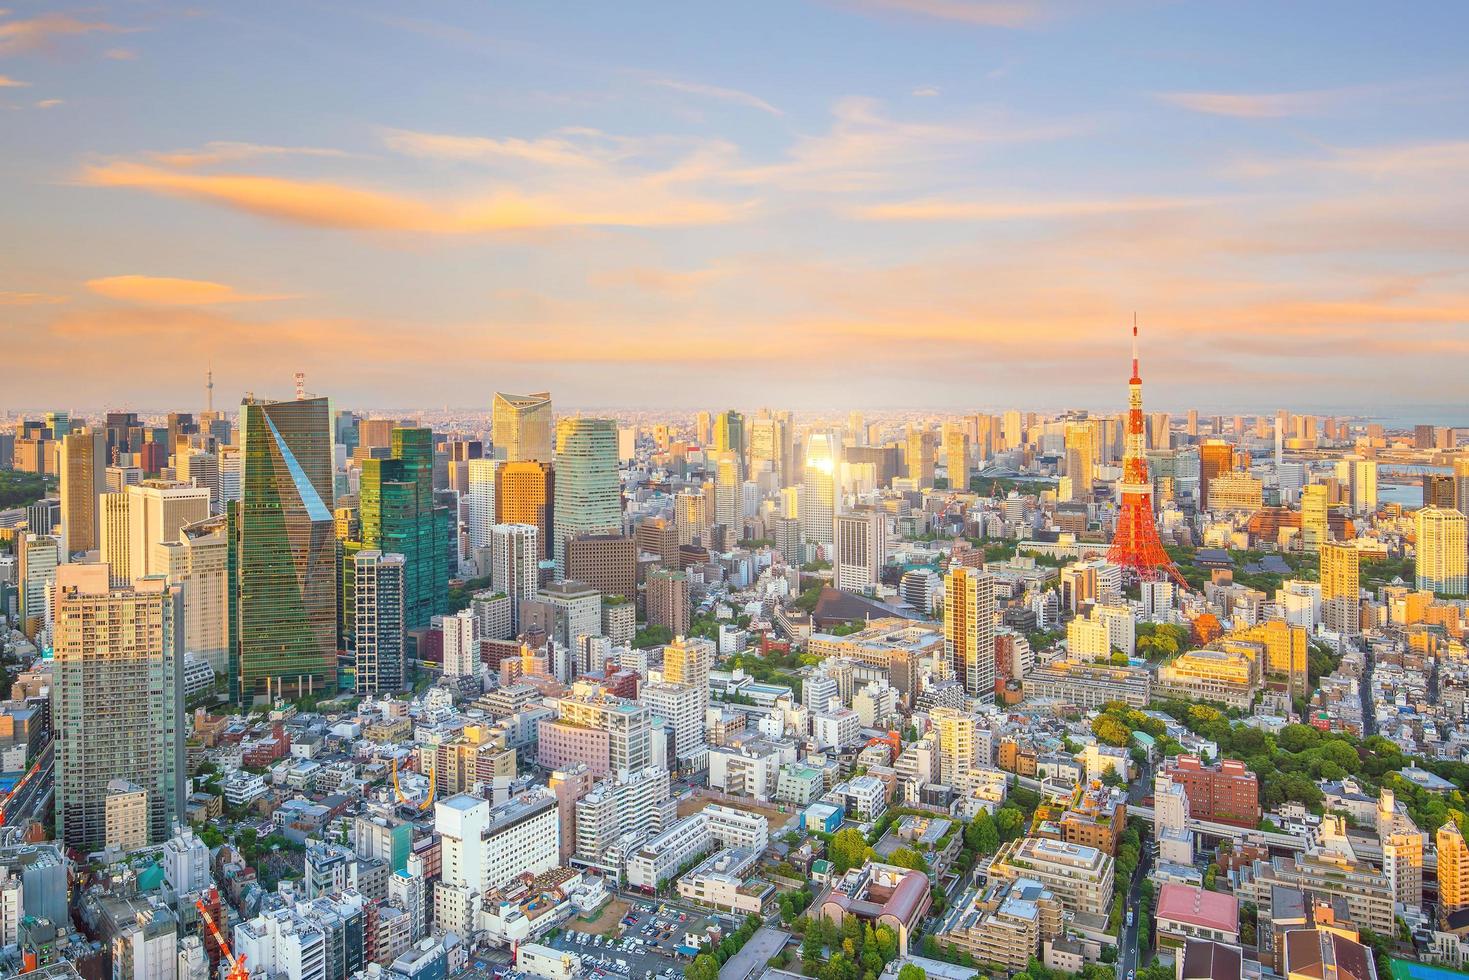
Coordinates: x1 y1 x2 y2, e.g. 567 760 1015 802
232 395 338 702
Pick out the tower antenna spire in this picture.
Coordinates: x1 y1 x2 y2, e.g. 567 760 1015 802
1131 312 1139 380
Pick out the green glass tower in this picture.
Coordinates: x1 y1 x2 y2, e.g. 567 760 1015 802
358 427 448 630
231 396 338 703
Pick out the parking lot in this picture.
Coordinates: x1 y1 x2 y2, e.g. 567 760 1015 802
545 900 739 980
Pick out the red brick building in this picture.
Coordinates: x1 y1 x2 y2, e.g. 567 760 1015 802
1163 755 1259 827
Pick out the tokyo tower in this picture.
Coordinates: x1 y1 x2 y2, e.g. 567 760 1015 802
1108 319 1187 587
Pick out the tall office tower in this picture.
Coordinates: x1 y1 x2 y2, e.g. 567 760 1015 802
1334 457 1378 514
930 707 979 786
1416 507 1468 596
662 634 713 724
846 411 866 446
105 465 143 492
565 533 636 602
552 417 620 575
1438 820 1469 920
906 427 934 486
1148 412 1171 450
712 410 745 463
53 564 184 852
1425 474 1457 509
833 507 886 593
1186 409 1199 437
492 391 554 462
694 411 712 448
801 432 837 547
1454 458 1469 516
1062 421 1094 500
332 409 358 453
1001 410 1022 451
945 566 996 700
357 418 396 450
45 410 72 439
1109 324 1186 586
100 492 132 586
18 533 60 639
441 607 480 683
353 550 406 695
176 449 220 513
495 459 554 559
358 428 448 629
58 428 105 555
942 423 968 490
490 523 539 634
1301 484 1330 551
1319 543 1361 635
646 568 691 636
1197 439 1234 510
234 396 337 703
714 451 741 532
466 458 498 551
674 490 710 547
218 446 242 505
126 481 211 580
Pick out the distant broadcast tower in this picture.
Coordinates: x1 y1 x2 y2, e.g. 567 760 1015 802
205 363 214 414
1107 318 1187 587
294 371 306 400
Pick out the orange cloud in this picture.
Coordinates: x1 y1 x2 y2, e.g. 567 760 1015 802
80 151 748 232
0 12 122 55
0 291 66 305
148 142 353 168
85 275 291 305
1157 88 1348 118
0 74 28 87
649 78 783 116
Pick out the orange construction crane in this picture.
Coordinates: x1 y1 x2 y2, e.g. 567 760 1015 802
195 897 248 980
390 755 435 811
0 757 45 828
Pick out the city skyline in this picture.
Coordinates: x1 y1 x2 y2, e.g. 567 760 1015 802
3 2 1468 410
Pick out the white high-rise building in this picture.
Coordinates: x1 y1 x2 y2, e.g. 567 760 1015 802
801 433 837 547
442 608 479 682
945 566 996 701
833 507 886 593
466 459 498 551
1416 507 1467 595
125 481 211 581
490 523 539 634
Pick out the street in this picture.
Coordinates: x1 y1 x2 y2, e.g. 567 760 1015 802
1 740 53 832
1116 847 1152 979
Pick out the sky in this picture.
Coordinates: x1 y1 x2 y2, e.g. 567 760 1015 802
2 1 1468 416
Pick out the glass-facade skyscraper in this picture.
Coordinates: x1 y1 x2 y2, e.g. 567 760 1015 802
232 395 338 702
552 417 621 575
358 427 448 630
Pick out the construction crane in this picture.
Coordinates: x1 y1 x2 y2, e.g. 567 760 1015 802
195 897 248 980
390 755 435 811
0 757 45 828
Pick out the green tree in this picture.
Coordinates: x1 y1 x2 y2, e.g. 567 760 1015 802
896 965 927 980
830 827 872 873
995 806 1025 841
887 847 930 873
966 810 999 855
688 954 721 980
874 925 898 963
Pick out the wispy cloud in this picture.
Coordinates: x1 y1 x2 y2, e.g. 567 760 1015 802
86 275 291 305
849 194 1209 221
0 12 123 56
911 86 940 97
0 73 27 86
1232 140 1469 179
0 290 66 306
79 160 748 233
380 129 604 168
1157 87 1355 118
837 0 1051 28
649 78 782 116
33 97 61 108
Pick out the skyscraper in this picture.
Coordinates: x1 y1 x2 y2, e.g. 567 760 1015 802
1437 820 1469 921
495 459 554 559
353 550 406 695
833 507 886 593
906 427 934 486
490 523 539 635
492 391 553 462
58 427 105 555
466 458 498 551
18 532 60 641
1319 543 1361 635
552 417 621 575
801 432 837 547
126 480 211 580
714 451 741 532
945 566 996 701
1415 507 1468 596
359 428 449 629
53 564 184 852
712 410 745 467
1300 484 1330 551
942 423 968 491
233 396 337 702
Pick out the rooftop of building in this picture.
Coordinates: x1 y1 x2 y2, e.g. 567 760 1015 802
1157 882 1240 932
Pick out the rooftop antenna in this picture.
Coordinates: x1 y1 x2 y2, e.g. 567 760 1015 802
295 371 306 401
206 361 214 415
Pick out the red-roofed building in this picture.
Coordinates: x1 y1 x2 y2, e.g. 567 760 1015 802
818 862 931 957
1156 882 1240 949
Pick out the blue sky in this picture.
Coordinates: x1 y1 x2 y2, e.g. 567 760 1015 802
3 1 1467 415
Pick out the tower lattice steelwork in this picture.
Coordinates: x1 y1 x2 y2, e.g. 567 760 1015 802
1108 320 1187 587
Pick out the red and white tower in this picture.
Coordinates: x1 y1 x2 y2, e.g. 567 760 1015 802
1108 319 1187 586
